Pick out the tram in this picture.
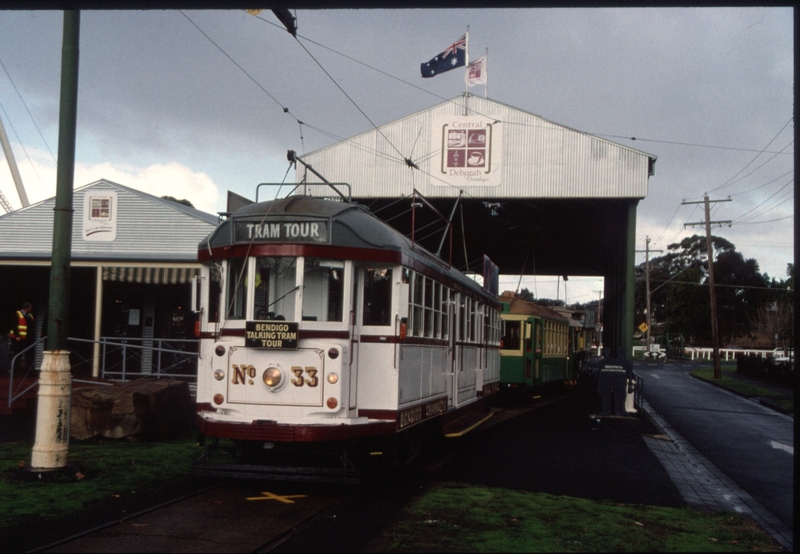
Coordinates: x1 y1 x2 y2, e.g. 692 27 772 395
499 292 581 393
192 193 501 478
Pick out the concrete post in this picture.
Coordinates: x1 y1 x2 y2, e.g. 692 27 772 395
31 351 72 470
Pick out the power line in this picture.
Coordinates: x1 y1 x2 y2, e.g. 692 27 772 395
592 132 794 156
729 170 794 197
735 214 794 225
650 280 792 292
709 117 794 194
732 179 793 223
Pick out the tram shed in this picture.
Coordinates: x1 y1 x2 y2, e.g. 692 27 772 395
289 93 655 361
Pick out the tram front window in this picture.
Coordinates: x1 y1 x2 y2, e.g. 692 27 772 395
226 258 247 320
253 257 297 320
502 320 521 350
302 258 344 322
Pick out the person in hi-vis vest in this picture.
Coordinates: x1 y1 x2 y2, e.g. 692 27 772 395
8 302 34 369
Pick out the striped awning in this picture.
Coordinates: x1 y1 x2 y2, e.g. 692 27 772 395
103 266 198 284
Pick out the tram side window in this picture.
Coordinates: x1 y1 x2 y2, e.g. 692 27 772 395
253 257 297 321
208 266 221 323
444 288 454 338
424 277 433 337
363 268 392 326
502 320 521 350
433 283 442 338
458 295 467 342
410 272 423 335
303 258 344 322
226 258 247 320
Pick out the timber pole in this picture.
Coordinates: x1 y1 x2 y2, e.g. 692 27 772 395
703 197 722 380
636 237 662 355
683 194 732 380
31 10 80 471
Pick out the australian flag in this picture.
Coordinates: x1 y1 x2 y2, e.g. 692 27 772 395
421 34 467 78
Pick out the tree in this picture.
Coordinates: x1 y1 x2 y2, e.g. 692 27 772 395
161 196 194 208
517 288 535 302
635 235 775 345
751 300 793 352
712 250 769 344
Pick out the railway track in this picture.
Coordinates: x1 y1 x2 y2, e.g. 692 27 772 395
27 398 556 553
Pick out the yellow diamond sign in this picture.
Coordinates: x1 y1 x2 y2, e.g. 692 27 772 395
638 322 649 333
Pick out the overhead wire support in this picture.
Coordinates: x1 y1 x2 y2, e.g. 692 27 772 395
681 195 733 380
287 150 350 203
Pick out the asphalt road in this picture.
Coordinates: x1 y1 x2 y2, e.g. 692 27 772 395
635 360 794 531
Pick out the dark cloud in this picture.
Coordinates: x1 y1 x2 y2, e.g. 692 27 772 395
0 7 793 277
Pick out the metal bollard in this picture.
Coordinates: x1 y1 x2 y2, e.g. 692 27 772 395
31 351 72 470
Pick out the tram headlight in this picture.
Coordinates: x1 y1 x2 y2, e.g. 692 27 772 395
213 369 225 381
327 372 339 384
263 367 282 388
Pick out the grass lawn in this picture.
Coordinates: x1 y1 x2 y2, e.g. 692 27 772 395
365 482 783 552
691 367 794 412
0 435 201 534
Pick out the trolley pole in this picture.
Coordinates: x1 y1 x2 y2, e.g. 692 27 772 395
683 195 731 380
31 10 80 472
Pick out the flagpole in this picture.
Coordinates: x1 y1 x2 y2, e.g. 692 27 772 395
484 47 488 99
464 26 469 115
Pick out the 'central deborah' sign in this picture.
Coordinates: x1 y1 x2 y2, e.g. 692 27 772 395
432 115 502 188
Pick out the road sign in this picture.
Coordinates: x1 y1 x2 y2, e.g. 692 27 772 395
638 322 649 333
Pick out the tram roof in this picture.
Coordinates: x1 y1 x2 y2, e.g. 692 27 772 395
200 195 496 302
499 292 569 323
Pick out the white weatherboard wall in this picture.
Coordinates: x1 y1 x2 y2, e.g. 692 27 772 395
0 179 218 262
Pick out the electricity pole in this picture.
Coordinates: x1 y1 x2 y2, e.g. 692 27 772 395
683 195 731 379
31 10 80 473
636 237 662 356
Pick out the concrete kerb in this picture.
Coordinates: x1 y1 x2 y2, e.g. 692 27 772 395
637 396 793 552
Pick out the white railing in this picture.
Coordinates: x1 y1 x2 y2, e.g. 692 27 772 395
5 336 198 408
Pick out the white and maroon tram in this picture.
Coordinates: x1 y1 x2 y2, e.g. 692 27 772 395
193 195 500 475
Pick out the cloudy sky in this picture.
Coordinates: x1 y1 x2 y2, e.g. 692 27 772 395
0 8 793 304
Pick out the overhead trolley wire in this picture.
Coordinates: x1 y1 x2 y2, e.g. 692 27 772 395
0 56 57 164
179 10 290 117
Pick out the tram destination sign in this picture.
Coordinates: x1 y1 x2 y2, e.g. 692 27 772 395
245 321 299 349
233 217 330 244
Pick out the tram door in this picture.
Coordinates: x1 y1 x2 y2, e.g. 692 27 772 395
447 292 459 407
354 266 394 412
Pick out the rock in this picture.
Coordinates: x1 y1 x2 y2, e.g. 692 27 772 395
70 378 194 441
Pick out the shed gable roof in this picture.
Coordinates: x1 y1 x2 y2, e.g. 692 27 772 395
0 179 218 262
297 94 655 199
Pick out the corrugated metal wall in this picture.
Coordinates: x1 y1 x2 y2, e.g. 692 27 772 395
297 95 653 200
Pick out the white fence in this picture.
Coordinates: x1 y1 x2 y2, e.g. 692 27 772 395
633 345 774 361
682 347 773 361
